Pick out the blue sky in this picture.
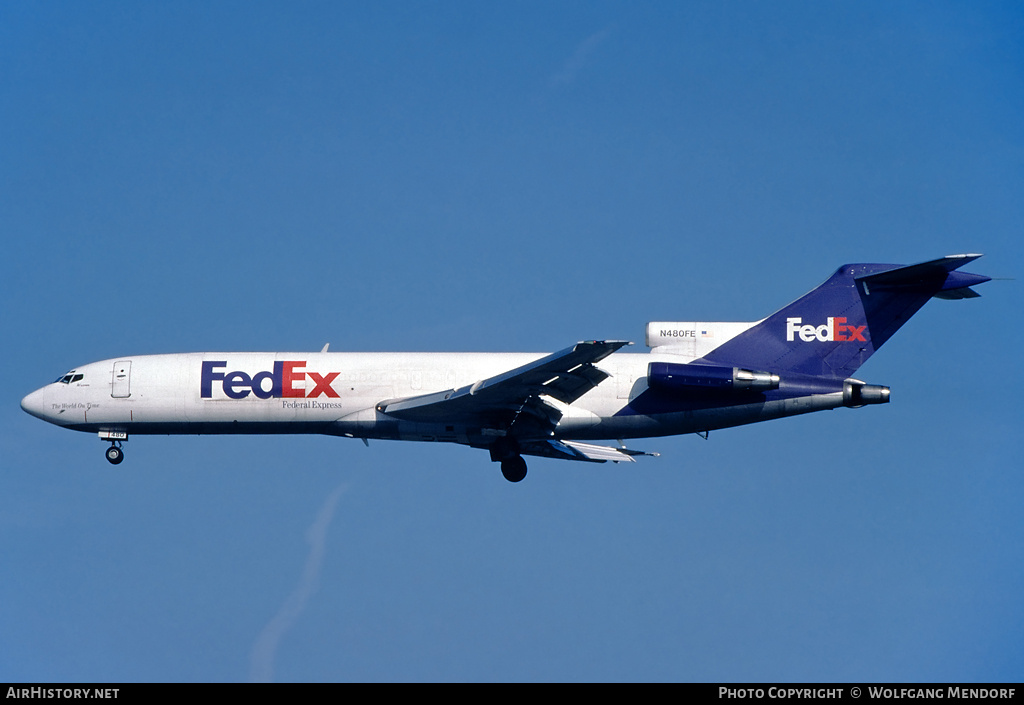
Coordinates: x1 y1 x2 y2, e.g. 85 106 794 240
2 1 1022 682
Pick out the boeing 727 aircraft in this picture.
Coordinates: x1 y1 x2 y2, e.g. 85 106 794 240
21 255 990 481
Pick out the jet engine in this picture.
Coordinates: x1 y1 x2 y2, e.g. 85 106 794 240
647 362 780 393
843 379 890 407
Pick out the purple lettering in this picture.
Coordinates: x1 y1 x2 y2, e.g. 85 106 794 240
201 361 227 398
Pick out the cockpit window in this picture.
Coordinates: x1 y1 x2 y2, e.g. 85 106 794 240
55 371 83 384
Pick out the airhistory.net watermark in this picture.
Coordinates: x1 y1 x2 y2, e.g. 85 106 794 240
6 689 118 699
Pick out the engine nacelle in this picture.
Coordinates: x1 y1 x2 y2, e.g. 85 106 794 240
647 362 780 393
843 379 890 407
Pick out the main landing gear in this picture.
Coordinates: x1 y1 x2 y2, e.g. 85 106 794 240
500 456 528 483
105 443 124 465
491 440 527 482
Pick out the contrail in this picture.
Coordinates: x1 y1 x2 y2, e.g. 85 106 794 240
550 27 613 86
249 482 347 682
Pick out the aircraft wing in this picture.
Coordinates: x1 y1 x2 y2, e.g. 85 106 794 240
518 439 659 463
375 340 630 429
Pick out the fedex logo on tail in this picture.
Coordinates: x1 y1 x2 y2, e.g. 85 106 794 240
201 361 340 400
786 317 867 343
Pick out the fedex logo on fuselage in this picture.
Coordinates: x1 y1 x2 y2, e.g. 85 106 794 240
201 361 340 400
786 317 867 343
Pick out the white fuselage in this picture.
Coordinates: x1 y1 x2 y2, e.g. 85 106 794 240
20 349 849 450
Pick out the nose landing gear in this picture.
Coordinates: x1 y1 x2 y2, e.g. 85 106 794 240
98 431 128 465
105 443 124 465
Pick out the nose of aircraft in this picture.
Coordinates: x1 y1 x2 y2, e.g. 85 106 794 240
21 387 52 422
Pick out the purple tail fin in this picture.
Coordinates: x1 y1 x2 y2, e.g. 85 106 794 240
697 255 990 379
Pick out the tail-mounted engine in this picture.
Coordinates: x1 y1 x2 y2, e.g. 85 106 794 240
648 362 780 393
843 379 890 407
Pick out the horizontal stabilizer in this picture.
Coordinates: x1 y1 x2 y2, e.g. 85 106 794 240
856 254 991 296
855 253 982 284
933 287 982 300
